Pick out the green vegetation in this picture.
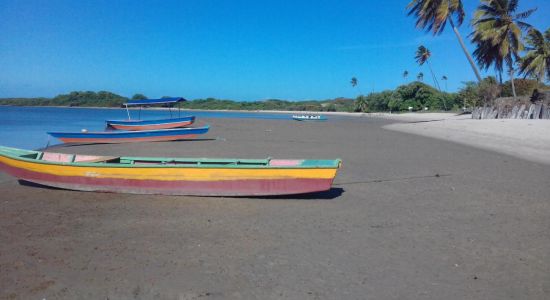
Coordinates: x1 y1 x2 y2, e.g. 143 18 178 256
471 0 536 98
518 28 550 83
354 79 548 113
354 81 458 113
458 77 501 108
178 98 354 112
1 79 546 114
0 91 356 112
415 45 443 109
403 0 548 110
131 94 148 100
407 0 483 81
0 91 126 107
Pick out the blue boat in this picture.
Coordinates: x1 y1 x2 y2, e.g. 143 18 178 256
48 126 210 144
106 97 195 131
292 114 327 121
106 116 196 131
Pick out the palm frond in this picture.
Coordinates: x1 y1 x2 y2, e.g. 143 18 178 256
514 8 536 20
509 0 519 13
515 21 533 31
518 27 550 82
407 0 465 35
471 0 537 82
450 0 465 26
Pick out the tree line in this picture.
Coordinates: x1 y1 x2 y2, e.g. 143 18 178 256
352 0 549 112
1 78 546 113
0 91 356 112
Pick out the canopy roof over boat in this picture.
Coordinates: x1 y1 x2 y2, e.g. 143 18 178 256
125 97 186 106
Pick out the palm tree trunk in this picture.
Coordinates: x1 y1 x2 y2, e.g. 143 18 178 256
426 61 441 91
426 61 446 110
449 18 483 82
510 68 517 99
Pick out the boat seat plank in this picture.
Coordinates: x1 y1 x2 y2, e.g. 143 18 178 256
41 152 75 163
74 155 119 163
39 152 118 163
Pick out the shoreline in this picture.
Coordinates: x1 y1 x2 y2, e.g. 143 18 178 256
2 104 467 119
4 104 549 165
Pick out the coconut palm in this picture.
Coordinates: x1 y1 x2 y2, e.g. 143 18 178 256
415 45 441 91
350 77 358 88
417 72 424 82
442 75 448 91
403 70 409 82
407 0 482 81
518 28 550 83
471 0 536 98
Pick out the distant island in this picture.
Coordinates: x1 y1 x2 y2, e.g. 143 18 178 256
0 80 546 113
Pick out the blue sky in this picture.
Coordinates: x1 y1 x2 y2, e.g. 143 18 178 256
0 0 548 100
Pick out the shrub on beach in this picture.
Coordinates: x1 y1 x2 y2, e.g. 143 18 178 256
356 82 455 112
456 77 549 107
501 79 543 97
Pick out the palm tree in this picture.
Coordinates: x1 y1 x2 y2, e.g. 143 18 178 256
354 95 368 112
350 76 363 95
403 70 409 82
407 0 482 82
350 77 358 88
417 72 424 82
471 0 536 99
518 28 550 83
441 75 448 91
415 45 441 91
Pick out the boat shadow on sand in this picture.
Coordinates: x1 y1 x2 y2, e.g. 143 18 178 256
243 187 344 200
17 180 344 200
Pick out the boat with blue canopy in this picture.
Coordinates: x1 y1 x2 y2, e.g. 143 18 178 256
106 97 196 130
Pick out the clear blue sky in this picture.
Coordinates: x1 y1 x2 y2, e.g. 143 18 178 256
0 0 548 100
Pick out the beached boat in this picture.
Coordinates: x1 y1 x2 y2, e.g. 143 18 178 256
0 146 342 196
47 126 209 144
106 116 196 131
292 114 327 121
106 97 195 131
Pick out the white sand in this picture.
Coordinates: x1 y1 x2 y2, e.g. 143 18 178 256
384 117 550 165
365 112 472 121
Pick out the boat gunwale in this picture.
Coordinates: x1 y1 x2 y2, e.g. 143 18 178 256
48 125 209 136
0 147 342 170
105 116 195 126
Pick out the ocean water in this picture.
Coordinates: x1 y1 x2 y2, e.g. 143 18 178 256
0 106 314 149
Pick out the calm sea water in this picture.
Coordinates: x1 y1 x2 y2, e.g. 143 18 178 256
0 106 328 149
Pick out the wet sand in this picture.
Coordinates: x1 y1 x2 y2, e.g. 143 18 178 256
1 117 549 299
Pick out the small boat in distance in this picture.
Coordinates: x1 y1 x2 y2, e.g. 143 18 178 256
0 146 342 196
47 126 210 144
292 114 327 121
106 97 195 131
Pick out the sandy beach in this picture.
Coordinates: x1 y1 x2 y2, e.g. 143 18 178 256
1 116 549 299
379 114 550 165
